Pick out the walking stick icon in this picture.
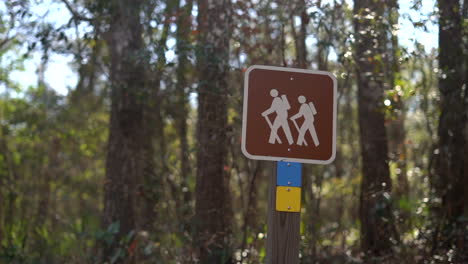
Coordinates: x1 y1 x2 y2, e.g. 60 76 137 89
291 119 308 146
264 115 282 144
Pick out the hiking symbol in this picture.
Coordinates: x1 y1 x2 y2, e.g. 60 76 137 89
261 89 294 145
290 95 319 147
262 90 319 147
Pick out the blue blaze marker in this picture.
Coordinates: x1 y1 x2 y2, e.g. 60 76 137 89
277 161 302 187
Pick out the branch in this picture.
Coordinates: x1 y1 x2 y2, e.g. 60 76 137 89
61 0 94 22
0 36 14 51
0 24 15 51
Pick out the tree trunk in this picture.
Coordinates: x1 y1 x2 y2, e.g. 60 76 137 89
194 0 232 262
353 0 399 260
464 0 468 221
433 0 467 260
290 0 308 69
240 161 261 263
139 0 174 234
384 0 410 222
0 133 17 246
101 0 145 262
297 0 309 69
175 0 193 228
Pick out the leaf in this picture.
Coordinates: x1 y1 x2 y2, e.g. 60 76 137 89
108 221 120 234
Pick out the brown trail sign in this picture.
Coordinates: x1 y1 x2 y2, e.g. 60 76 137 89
242 65 337 164
241 65 337 263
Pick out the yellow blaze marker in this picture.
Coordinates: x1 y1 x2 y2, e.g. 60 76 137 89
276 186 301 212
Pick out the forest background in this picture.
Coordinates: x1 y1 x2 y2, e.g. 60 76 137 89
0 0 467 263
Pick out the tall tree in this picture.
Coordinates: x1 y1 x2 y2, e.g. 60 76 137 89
194 0 232 262
384 0 409 203
140 0 174 234
100 0 145 262
464 0 468 232
289 0 309 68
433 0 467 260
175 0 194 227
353 0 399 260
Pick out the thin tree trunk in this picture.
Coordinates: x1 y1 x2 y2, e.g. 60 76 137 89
194 0 232 263
297 0 308 68
34 138 60 262
175 0 193 228
464 0 468 222
0 178 2 242
0 134 17 246
433 0 467 260
35 140 59 229
101 0 145 262
280 24 287 66
290 0 309 69
240 161 261 263
139 0 174 234
353 0 399 260
385 0 410 217
302 166 317 260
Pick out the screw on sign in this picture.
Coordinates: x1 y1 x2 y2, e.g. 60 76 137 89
241 65 337 264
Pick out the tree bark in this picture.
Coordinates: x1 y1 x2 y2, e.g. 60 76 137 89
0 132 18 246
433 0 467 260
175 0 193 227
289 0 308 69
101 0 145 262
353 0 399 260
297 0 309 69
139 0 174 234
240 161 261 263
464 0 468 230
384 0 410 216
193 0 232 263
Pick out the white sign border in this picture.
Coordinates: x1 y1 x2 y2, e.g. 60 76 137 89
241 65 337 165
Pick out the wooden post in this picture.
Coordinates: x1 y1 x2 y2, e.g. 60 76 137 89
266 162 301 264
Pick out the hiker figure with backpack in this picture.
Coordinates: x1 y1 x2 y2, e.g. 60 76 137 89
261 89 294 145
290 95 320 147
